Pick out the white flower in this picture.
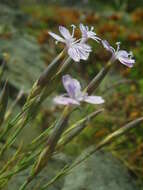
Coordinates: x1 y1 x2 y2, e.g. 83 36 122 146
49 25 92 62
102 40 135 68
54 74 104 106
80 23 101 43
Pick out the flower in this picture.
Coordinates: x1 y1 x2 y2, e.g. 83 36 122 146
54 74 104 106
48 25 92 62
102 40 135 68
80 24 101 43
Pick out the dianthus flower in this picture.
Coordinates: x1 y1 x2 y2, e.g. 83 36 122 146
49 25 92 62
54 74 104 105
102 40 135 67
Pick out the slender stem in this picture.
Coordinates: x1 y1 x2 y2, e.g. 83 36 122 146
39 117 143 190
37 50 65 87
19 180 30 190
53 57 71 78
40 165 69 190
57 109 104 149
4 89 24 121
85 60 113 94
19 106 71 189
27 49 65 101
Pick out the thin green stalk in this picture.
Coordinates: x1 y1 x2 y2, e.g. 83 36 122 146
0 95 42 157
39 117 143 190
38 56 72 103
9 55 72 157
85 60 113 94
19 181 29 190
0 142 23 175
0 148 41 186
40 165 69 190
0 115 29 157
0 108 25 141
4 89 24 122
53 57 71 79
57 109 104 149
29 123 54 150
19 106 71 190
0 94 37 142
37 50 65 87
28 50 65 101
0 81 9 126
63 109 104 136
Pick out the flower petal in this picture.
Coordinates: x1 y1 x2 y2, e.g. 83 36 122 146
73 44 89 60
102 40 115 53
117 50 135 67
53 96 80 105
80 23 87 33
62 75 81 99
80 43 92 52
87 31 101 42
59 26 73 40
84 95 104 104
117 50 129 57
48 31 65 43
80 24 88 40
80 24 100 43
68 43 91 62
68 46 81 62
118 57 135 68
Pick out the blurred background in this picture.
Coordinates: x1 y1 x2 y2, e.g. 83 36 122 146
0 0 143 189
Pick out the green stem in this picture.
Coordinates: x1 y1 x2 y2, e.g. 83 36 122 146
19 106 71 189
85 61 113 94
19 180 30 190
39 117 143 190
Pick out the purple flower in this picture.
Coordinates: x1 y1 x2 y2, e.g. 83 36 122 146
54 75 104 106
102 40 135 68
80 24 101 43
48 25 92 62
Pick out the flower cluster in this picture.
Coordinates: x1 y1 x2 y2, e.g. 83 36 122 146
48 24 99 62
48 24 135 106
49 24 135 67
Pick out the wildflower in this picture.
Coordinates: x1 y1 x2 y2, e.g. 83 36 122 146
80 23 101 43
102 40 135 67
54 74 104 105
48 25 92 62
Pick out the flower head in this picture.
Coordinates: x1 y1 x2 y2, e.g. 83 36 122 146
54 75 104 106
102 40 135 68
80 24 101 43
49 25 92 62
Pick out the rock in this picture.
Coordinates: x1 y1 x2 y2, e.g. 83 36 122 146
1 34 45 93
0 4 46 93
63 147 139 190
1 147 140 190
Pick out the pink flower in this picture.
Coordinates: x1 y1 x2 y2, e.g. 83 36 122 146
102 40 135 68
49 25 92 62
54 75 104 106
